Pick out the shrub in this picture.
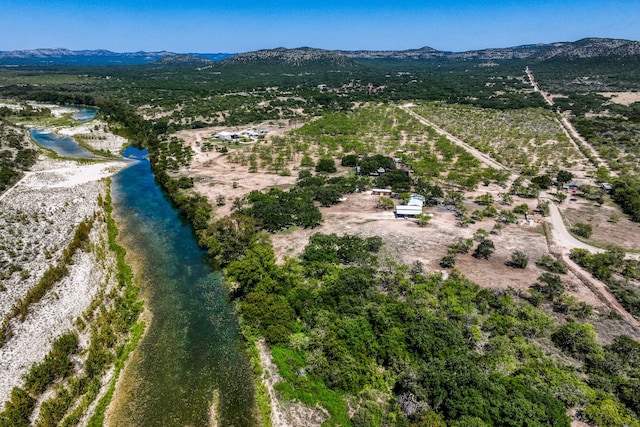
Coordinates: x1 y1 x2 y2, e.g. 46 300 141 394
513 204 529 215
316 157 337 173
440 255 456 268
536 255 568 274
507 250 529 268
571 222 593 239
473 239 495 259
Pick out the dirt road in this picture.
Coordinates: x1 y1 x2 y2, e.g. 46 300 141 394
525 67 610 171
545 201 605 255
544 200 640 329
400 104 512 173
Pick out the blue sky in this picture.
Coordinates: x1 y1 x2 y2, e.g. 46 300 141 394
1 0 638 53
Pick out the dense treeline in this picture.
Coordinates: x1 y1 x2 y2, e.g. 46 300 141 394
226 232 640 426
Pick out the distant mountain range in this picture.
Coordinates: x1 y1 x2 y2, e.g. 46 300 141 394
0 48 231 65
343 38 640 61
1 38 638 67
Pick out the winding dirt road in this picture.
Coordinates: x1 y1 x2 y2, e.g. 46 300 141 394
544 200 640 329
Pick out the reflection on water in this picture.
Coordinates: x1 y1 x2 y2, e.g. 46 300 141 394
72 107 98 122
110 153 257 426
30 128 95 159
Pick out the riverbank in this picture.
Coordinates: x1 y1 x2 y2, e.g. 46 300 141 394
0 155 130 406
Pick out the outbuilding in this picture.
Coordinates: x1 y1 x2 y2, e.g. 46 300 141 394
213 131 239 140
395 205 424 217
371 188 392 196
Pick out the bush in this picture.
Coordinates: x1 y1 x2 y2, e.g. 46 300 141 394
473 239 495 259
536 255 568 274
316 157 337 173
513 204 529 215
440 255 456 268
571 222 593 239
507 250 529 268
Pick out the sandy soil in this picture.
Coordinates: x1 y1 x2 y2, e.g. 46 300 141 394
174 122 303 217
0 144 129 407
58 120 127 156
561 198 640 251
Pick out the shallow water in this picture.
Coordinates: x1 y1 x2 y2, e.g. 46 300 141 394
30 128 95 159
109 148 257 426
72 107 98 122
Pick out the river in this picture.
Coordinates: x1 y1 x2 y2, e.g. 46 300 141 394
30 107 98 158
109 149 257 426
31 128 257 425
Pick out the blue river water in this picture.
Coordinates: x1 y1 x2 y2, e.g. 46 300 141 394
109 148 257 426
72 107 98 122
30 107 98 158
30 128 96 159
29 125 257 425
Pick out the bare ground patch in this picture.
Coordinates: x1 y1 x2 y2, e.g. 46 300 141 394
562 198 640 251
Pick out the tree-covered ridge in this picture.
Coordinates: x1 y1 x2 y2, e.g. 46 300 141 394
227 233 640 426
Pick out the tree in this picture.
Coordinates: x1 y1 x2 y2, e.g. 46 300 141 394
536 255 568 274
507 250 529 268
532 174 553 190
536 272 564 300
571 222 593 239
475 193 494 206
557 170 574 185
473 239 495 259
358 154 395 175
552 322 602 360
316 157 337 173
449 237 473 254
341 154 359 167
513 204 529 215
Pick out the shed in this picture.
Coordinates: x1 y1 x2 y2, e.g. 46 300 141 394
372 188 392 196
395 205 423 217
